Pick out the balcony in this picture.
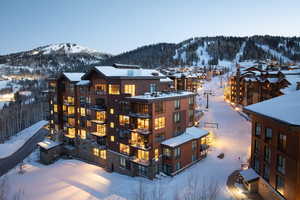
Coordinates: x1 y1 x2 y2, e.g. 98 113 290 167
89 105 106 111
130 128 150 135
131 157 150 166
91 119 106 124
130 141 151 150
90 132 106 137
128 112 151 119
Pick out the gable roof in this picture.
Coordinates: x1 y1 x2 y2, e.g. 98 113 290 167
244 91 300 126
62 73 84 82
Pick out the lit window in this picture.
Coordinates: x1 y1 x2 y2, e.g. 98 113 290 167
62 105 66 112
137 118 149 129
87 120 91 127
119 115 129 125
110 108 114 114
96 124 106 136
154 149 159 161
80 107 86 116
163 148 171 157
100 150 106 159
50 110 53 114
67 106 75 115
110 122 114 128
93 148 99 156
96 111 106 122
67 118 75 126
124 84 135 96
95 84 106 94
108 84 120 95
67 96 74 104
120 143 130 155
154 117 165 130
110 135 115 142
66 128 75 138
80 129 86 139
54 104 58 112
138 150 149 161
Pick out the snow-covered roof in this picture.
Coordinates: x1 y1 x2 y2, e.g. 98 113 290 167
160 77 173 82
161 127 209 147
280 75 300 94
128 91 195 101
240 168 259 182
76 80 90 86
94 66 165 78
244 91 300 126
63 73 84 82
38 138 61 150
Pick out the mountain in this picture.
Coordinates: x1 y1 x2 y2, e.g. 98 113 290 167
0 43 112 73
102 36 300 68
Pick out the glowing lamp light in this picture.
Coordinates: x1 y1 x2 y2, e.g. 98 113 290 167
235 107 240 111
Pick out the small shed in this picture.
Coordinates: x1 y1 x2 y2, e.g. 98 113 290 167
38 138 62 164
239 168 260 193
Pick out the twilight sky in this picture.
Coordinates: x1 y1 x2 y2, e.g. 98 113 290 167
1 0 300 55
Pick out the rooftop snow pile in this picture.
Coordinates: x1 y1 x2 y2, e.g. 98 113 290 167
76 80 90 86
128 91 195 100
162 127 209 147
240 168 259 182
38 138 61 150
63 73 85 82
244 91 300 126
94 66 165 78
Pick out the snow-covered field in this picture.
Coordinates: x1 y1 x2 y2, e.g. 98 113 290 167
4 77 251 200
0 120 48 159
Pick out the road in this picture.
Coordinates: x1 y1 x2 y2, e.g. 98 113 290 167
0 128 48 176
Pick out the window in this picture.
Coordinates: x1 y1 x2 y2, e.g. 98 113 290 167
263 164 270 181
67 96 74 104
255 123 261 136
174 147 181 158
174 99 180 109
100 150 106 159
124 84 135 96
110 122 114 128
138 150 149 161
120 157 126 167
154 149 159 161
62 105 66 112
95 84 106 94
138 165 147 177
163 148 171 157
253 156 260 173
192 141 197 151
278 133 287 151
96 124 106 136
277 155 285 174
175 162 181 171
108 84 120 95
54 104 58 112
155 101 164 114
134 103 148 114
264 146 271 163
68 106 75 115
119 115 129 125
192 153 197 162
96 111 106 122
110 108 114 114
276 175 285 196
80 129 86 139
120 143 130 155
154 117 165 130
265 128 272 140
150 84 156 93
93 148 99 156
188 110 194 122
110 136 115 142
80 107 86 116
66 128 75 138
189 96 194 105
254 140 259 154
174 112 181 123
137 118 149 129
155 133 165 142
67 118 75 126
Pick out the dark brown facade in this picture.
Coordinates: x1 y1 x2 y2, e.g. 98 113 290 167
245 108 300 200
48 65 209 179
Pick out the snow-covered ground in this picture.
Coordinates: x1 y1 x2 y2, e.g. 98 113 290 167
4 77 251 200
0 120 48 159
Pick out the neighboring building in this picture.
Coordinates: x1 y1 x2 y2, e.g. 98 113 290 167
169 74 203 92
243 91 300 200
228 66 291 106
47 65 210 179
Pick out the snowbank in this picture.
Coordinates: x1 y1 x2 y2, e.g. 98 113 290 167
0 120 48 159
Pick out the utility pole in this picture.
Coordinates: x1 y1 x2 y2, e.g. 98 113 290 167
203 90 213 109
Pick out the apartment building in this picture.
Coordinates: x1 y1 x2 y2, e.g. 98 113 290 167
46 64 210 179
243 91 300 200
